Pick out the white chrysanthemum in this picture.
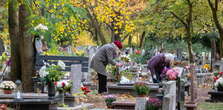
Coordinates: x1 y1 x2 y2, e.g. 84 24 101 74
34 24 48 30
58 60 66 70
39 66 49 78
120 76 130 84
0 81 17 90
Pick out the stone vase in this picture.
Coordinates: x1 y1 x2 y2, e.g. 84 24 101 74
135 97 147 110
48 82 56 99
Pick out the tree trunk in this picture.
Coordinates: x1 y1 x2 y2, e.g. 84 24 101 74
19 4 34 92
139 31 146 48
128 35 132 47
187 40 194 63
8 0 21 81
211 39 217 61
219 34 223 58
207 0 223 58
85 7 106 45
0 38 4 55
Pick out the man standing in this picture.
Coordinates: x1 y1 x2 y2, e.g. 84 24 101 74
90 41 123 94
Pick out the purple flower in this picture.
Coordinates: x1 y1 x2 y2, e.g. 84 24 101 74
6 59 11 66
147 98 161 107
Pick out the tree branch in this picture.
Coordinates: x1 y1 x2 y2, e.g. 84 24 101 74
170 12 187 27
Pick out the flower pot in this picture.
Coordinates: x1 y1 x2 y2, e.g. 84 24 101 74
3 90 12 94
106 104 113 109
48 82 56 99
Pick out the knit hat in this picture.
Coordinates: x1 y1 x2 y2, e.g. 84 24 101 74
114 40 123 49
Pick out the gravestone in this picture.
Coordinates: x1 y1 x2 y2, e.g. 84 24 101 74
135 97 147 110
71 64 82 94
213 60 223 72
162 81 176 110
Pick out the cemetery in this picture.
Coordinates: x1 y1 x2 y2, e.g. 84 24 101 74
1 0 223 110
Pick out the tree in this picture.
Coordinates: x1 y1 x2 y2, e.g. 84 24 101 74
19 2 34 92
207 0 223 58
146 0 210 63
8 0 21 81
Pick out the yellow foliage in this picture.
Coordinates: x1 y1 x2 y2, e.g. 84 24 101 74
75 32 96 46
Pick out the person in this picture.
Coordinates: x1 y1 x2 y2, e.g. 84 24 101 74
90 41 123 94
147 53 175 83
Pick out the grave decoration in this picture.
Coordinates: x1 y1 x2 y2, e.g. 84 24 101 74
146 97 162 110
214 77 223 91
213 71 223 82
39 60 66 98
56 80 71 93
134 82 150 97
0 81 16 94
165 67 180 80
104 95 117 108
81 86 91 95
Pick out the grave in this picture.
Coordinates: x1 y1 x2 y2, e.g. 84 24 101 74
207 90 223 102
0 93 59 110
213 60 223 72
112 100 135 110
107 83 160 97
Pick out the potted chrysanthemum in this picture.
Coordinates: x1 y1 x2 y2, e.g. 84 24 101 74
146 98 162 110
0 81 16 94
134 82 150 97
104 95 116 108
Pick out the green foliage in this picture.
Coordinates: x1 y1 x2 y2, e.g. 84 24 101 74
30 0 88 46
134 82 150 96
105 96 116 107
45 65 65 82
120 70 135 80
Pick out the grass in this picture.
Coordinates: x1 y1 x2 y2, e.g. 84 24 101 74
198 102 223 110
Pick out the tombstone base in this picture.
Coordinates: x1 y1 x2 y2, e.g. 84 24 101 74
64 95 75 107
184 103 197 110
112 100 135 110
207 90 223 102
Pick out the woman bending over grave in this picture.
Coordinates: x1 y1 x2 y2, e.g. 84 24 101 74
90 41 123 94
147 53 175 83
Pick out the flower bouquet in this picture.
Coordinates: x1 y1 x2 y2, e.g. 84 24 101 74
0 81 16 94
104 95 116 108
56 80 71 93
202 64 211 71
214 77 223 91
120 55 131 62
166 68 179 80
146 98 162 110
81 86 91 95
134 82 150 97
39 60 66 83
213 71 223 82
39 60 66 98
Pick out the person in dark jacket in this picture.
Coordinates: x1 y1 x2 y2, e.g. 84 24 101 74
147 53 175 83
90 41 123 93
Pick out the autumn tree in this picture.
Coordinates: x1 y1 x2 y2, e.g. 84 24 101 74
146 0 210 63
207 0 223 58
